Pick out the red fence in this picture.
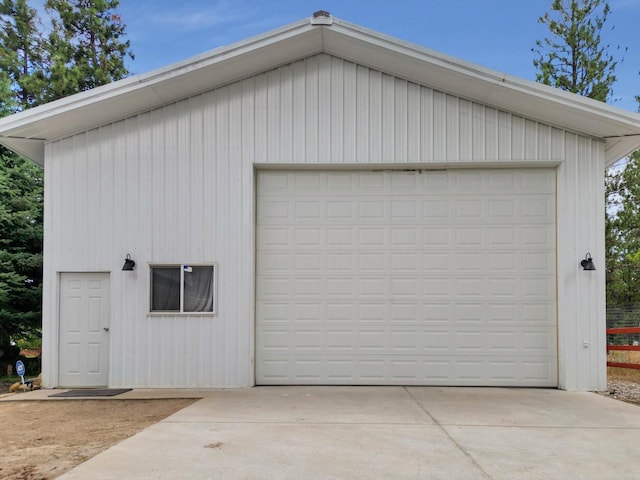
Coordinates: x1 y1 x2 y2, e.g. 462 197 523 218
607 327 640 370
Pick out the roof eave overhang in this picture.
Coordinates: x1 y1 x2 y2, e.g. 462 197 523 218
0 16 639 167
324 20 640 167
0 19 323 165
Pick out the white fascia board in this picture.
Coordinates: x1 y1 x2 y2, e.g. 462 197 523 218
604 137 640 167
0 137 45 165
326 19 640 165
0 19 319 158
0 15 639 166
327 20 640 143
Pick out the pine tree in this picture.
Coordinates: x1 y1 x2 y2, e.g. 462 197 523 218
0 150 43 344
533 0 621 101
0 0 48 109
45 0 133 99
0 0 133 354
606 121 640 311
0 0 45 352
532 1 638 316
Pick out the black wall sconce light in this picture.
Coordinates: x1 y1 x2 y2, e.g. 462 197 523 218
580 253 596 271
122 254 136 271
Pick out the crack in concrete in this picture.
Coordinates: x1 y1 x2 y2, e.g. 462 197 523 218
403 386 494 480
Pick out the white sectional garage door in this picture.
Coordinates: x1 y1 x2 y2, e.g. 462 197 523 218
256 169 557 386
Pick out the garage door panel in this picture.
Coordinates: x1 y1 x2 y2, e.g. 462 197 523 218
259 277 551 302
360 303 387 322
259 300 555 326
258 322 556 356
522 225 556 247
257 354 557 386
258 227 290 248
256 169 557 386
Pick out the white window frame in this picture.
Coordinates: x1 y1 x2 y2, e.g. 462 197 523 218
149 263 217 315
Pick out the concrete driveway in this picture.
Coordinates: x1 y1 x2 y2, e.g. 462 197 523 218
60 387 640 479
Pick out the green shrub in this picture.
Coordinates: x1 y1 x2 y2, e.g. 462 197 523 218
0 342 20 362
16 335 42 351
18 355 41 376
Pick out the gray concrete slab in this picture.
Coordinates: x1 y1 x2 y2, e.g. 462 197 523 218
0 388 217 401
407 386 640 428
167 386 433 424
57 387 640 480
61 423 483 480
447 426 640 480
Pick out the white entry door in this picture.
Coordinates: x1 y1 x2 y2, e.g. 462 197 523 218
59 273 110 387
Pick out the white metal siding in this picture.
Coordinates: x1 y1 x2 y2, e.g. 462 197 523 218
256 169 557 386
41 53 605 390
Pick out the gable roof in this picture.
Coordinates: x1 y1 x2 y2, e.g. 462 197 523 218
1 13 639 166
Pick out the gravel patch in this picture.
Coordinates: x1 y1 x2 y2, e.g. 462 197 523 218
606 380 640 405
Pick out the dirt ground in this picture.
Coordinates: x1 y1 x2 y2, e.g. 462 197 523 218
0 398 196 480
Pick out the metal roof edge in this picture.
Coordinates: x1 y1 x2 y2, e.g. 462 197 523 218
0 136 45 165
0 18 315 135
330 17 640 128
0 13 638 165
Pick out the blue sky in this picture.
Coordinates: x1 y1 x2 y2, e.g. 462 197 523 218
35 1 640 112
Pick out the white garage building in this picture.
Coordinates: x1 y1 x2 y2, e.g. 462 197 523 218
1 13 640 391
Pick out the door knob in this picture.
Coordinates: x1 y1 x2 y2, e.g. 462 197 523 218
103 327 110 332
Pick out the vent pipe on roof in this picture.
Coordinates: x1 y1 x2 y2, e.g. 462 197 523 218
311 10 333 25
